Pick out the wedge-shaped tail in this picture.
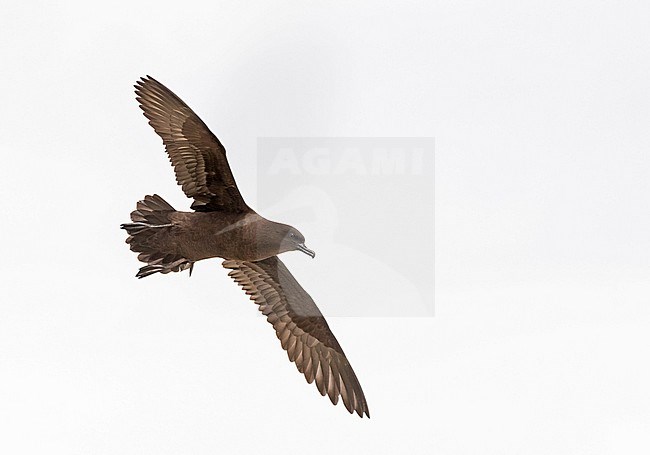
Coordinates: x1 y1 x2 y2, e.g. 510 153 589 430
121 194 193 278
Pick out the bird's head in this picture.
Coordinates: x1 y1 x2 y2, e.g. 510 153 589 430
241 216 316 261
278 225 316 258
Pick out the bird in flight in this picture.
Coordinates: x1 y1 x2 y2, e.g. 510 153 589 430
121 76 369 417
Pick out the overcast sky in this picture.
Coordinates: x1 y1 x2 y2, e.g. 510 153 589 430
1 1 649 454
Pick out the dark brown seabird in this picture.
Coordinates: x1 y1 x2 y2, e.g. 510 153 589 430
121 76 369 418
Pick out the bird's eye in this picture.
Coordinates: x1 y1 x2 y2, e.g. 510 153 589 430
289 232 295 238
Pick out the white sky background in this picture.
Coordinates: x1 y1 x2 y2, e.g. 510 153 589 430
1 1 649 454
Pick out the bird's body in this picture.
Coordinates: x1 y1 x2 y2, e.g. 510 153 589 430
121 76 369 417
167 210 277 261
126 201 302 276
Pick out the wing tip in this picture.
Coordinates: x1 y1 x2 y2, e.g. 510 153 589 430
133 75 159 95
356 406 370 419
348 398 370 418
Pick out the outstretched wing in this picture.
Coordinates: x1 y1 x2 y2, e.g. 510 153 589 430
223 256 369 418
135 76 249 213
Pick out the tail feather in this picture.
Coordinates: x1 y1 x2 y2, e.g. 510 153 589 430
121 194 193 278
127 194 176 226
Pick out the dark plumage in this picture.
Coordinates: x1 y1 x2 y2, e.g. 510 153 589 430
121 76 369 417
